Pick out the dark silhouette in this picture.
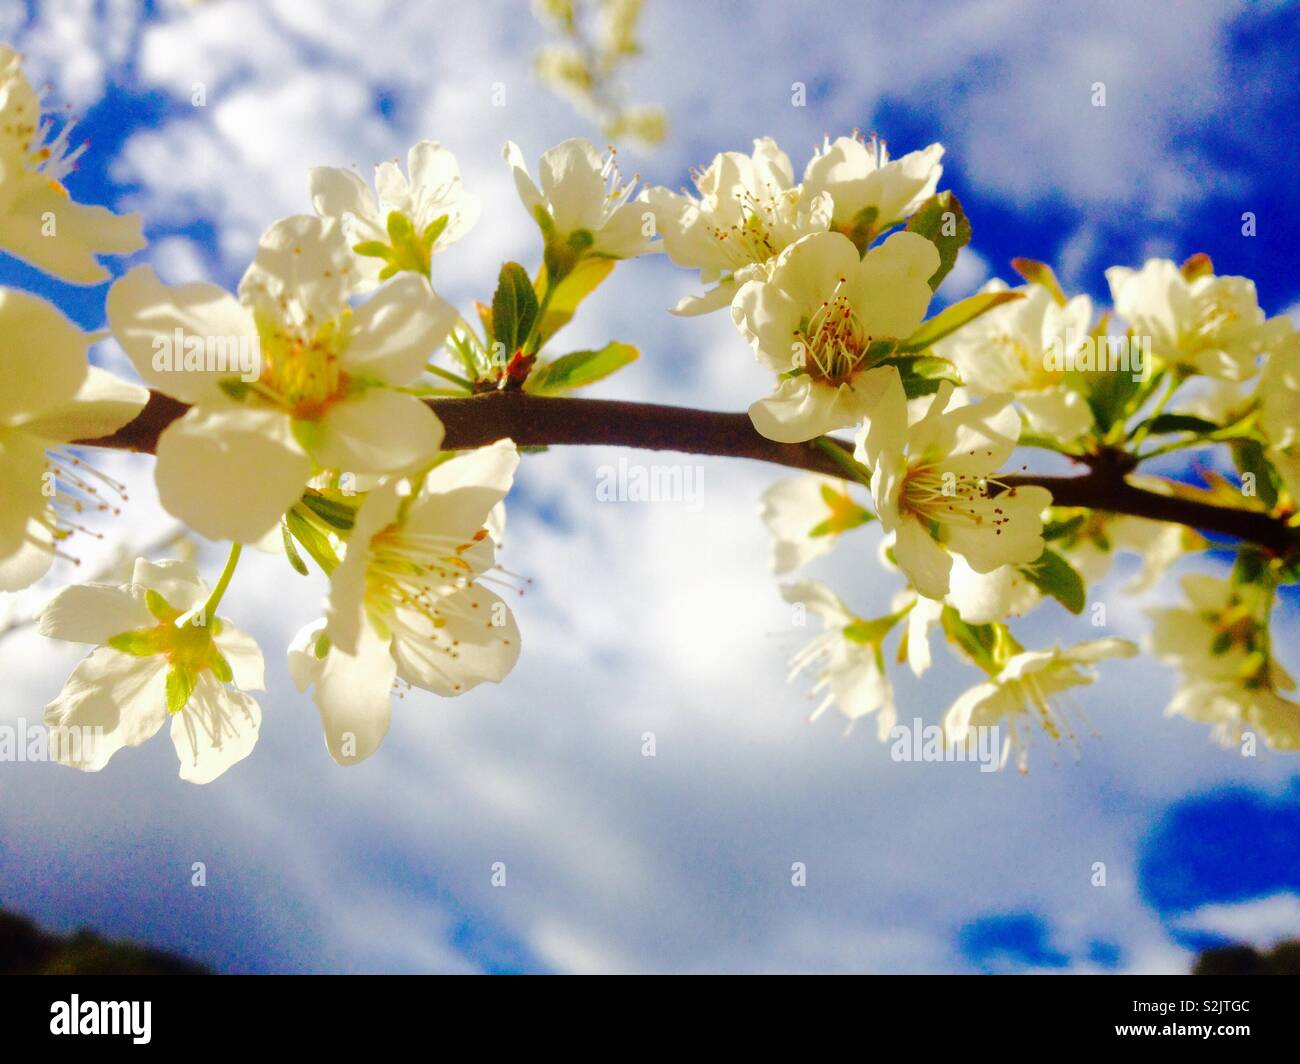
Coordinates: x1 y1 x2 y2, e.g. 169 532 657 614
1193 941 1300 975
0 910 209 975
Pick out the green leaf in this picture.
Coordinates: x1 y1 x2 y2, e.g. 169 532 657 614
281 521 310 575
145 589 178 622
940 607 999 673
1231 548 1268 588
1010 258 1068 305
536 257 616 343
1021 549 1086 614
1042 514 1087 543
351 240 392 261
285 508 341 575
300 491 356 531
905 191 970 291
107 629 162 657
897 290 1023 353
165 666 199 714
386 210 414 243
1230 439 1281 510
218 379 251 403
524 342 639 396
421 214 449 250
491 262 539 356
209 650 233 684
1078 345 1143 434
1135 413 1221 437
874 354 962 397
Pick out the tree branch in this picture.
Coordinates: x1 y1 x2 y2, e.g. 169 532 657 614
80 390 1300 553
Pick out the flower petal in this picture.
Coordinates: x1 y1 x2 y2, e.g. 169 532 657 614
310 388 444 475
343 274 458 384
170 673 261 783
313 619 396 766
0 287 88 426
38 581 152 644
43 648 168 772
107 265 258 404
155 404 310 542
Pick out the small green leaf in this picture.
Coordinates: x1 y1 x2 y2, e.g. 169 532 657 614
218 379 251 402
840 206 880 255
165 666 199 714
905 191 971 291
1042 514 1087 543
1230 439 1281 510
1021 549 1086 614
524 342 639 396
1135 413 1221 437
386 210 415 243
209 650 233 684
1011 258 1068 306
874 354 963 397
107 629 162 657
281 522 310 575
421 214 449 250
808 483 875 537
897 290 1023 353
285 508 341 575
536 257 616 343
351 240 392 260
940 607 1001 674
145 589 178 622
300 491 356 531
492 262 540 356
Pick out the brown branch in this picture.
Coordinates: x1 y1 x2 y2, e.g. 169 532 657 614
80 390 1300 554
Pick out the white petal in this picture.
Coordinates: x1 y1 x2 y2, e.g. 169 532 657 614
107 266 258 404
170 674 261 783
310 165 379 226
0 181 144 284
287 620 328 692
538 138 605 233
238 215 354 327
391 587 522 696
0 429 48 555
0 518 54 591
155 404 311 542
130 558 206 612
310 388 444 475
343 274 458 384
407 439 520 540
43 648 169 772
313 619 396 766
0 288 89 426
20 366 150 443
38 581 151 644
894 517 953 599
214 621 266 691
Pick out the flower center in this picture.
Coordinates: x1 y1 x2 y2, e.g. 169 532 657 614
900 466 1013 535
362 525 516 694
256 316 349 420
797 277 870 385
706 184 795 268
0 59 85 186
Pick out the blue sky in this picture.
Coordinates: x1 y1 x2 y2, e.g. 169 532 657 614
1 0 1299 973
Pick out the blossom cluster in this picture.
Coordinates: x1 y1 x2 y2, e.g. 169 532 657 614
3 42 1298 782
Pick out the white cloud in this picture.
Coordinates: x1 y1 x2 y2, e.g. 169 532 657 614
1173 894 1300 948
